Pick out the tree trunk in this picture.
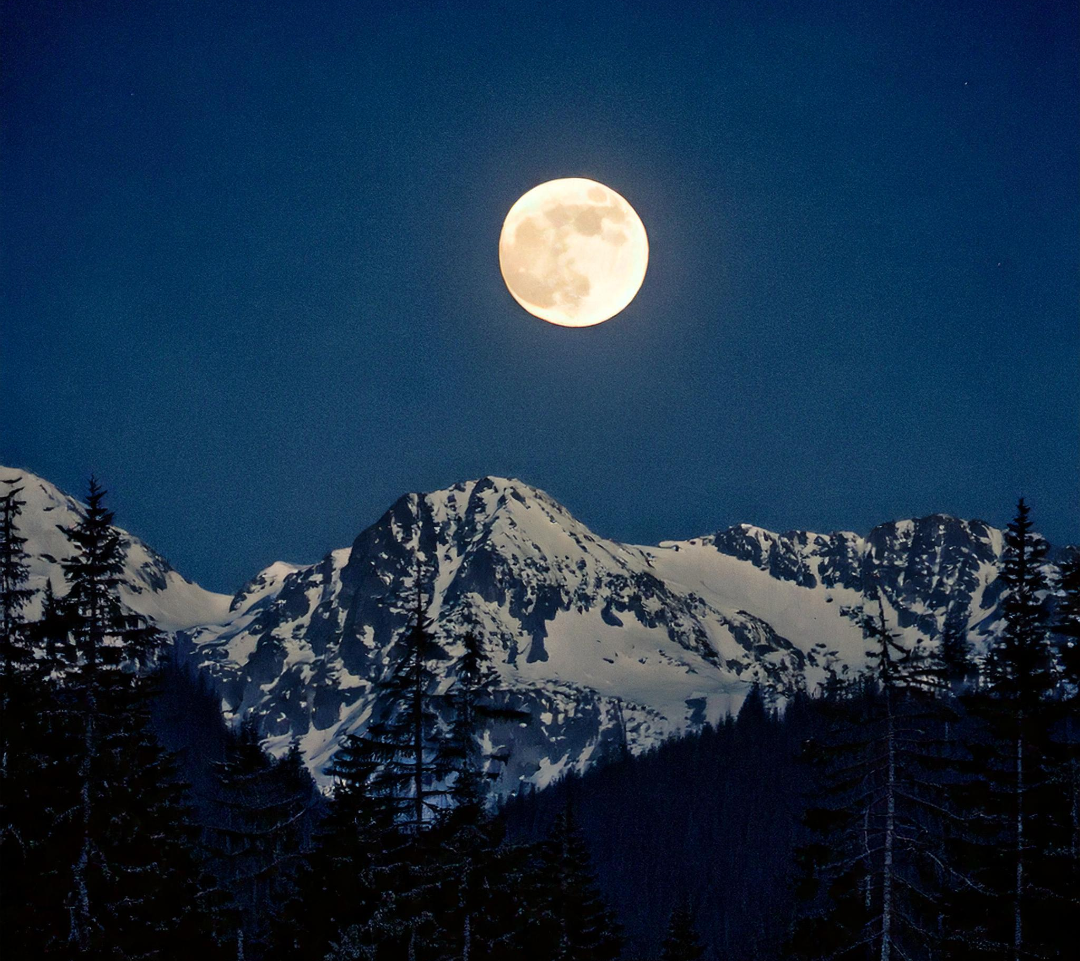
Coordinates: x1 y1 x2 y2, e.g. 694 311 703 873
880 684 895 961
1014 715 1024 961
413 648 424 830
71 596 100 950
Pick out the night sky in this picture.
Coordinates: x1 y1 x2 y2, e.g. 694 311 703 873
4 0 1077 593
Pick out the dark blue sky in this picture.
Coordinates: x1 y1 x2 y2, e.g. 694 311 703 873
4 0 1077 593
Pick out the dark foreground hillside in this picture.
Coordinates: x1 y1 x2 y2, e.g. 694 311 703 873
505 688 822 961
4 479 1077 960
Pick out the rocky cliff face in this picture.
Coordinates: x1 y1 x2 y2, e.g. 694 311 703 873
706 514 1004 639
5 466 1040 796
176 478 1016 793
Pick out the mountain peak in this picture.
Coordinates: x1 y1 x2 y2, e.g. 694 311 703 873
7 465 1046 796
1 465 231 631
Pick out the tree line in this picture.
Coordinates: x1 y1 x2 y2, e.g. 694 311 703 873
0 476 630 960
1 475 1077 959
507 499 1079 960
788 498 1078 961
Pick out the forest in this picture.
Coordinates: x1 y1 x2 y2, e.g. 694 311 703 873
1 475 1078 960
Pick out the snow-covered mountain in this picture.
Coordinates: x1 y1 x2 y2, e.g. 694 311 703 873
3 467 1028 796
3 468 230 631
177 477 1013 793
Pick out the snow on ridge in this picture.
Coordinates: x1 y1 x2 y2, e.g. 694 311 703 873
229 560 306 615
6 466 1043 796
173 477 1029 794
0 465 231 630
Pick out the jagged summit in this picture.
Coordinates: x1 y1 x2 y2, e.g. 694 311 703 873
5 465 1040 793
174 477 1016 792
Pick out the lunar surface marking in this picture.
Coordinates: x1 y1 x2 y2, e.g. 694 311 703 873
499 179 648 327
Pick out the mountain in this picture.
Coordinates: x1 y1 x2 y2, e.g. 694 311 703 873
177 477 1015 793
4 469 230 630
3 467 1033 795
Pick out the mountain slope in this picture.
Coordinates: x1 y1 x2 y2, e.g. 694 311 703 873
4 466 1034 795
176 477 1015 793
3 468 230 630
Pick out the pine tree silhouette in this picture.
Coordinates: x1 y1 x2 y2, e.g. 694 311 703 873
275 729 400 960
524 804 623 961
0 475 35 681
0 473 35 806
427 628 529 960
442 630 503 811
660 898 705 961
207 720 316 959
351 576 451 831
0 474 54 955
945 498 1061 961
940 615 976 699
18 477 220 957
791 592 954 961
292 567 456 958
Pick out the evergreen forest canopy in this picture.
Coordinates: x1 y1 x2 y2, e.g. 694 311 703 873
1 474 1078 960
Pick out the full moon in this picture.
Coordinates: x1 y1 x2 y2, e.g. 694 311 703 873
499 178 648 327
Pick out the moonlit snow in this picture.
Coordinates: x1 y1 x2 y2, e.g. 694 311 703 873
8 467 1015 794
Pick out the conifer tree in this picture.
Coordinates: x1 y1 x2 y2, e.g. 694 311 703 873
429 628 531 961
289 572 458 959
33 578 68 661
945 498 1060 961
207 720 316 960
443 630 497 811
940 615 976 699
792 594 953 961
274 730 400 960
0 475 35 682
2 574 81 953
0 474 35 801
522 804 623 961
985 500 1053 699
352 583 451 830
432 630 505 960
29 476 219 957
660 899 705 961
60 477 153 950
0 474 50 954
0 476 38 850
